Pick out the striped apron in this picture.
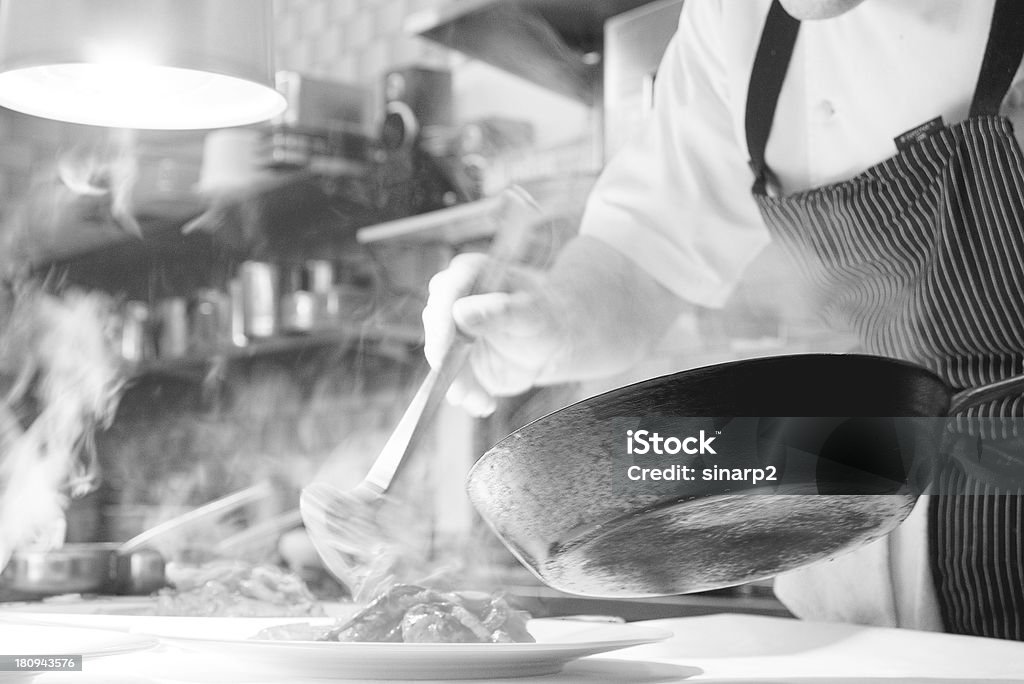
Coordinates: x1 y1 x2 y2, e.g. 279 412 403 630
747 0 1024 639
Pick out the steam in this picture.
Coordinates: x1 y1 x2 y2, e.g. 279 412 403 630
56 127 142 237
0 123 136 572
0 283 124 569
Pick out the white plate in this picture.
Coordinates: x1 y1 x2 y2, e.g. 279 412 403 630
0 596 159 616
144 617 672 680
0 596 355 616
0 598 357 632
0 623 156 675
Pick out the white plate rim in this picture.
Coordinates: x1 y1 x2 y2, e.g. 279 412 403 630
150 617 671 653
0 622 158 660
0 597 355 617
132 618 673 680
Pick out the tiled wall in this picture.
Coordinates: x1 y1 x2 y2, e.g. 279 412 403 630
272 0 600 159
274 0 457 108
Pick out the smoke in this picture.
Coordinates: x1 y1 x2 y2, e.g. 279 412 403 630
0 283 124 569
0 126 144 277
0 124 139 571
56 127 142 237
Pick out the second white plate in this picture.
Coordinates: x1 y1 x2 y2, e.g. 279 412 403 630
145 617 672 680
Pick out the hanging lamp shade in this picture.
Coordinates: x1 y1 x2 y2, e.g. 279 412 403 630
0 0 287 129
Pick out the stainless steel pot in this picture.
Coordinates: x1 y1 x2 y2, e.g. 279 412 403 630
0 543 165 597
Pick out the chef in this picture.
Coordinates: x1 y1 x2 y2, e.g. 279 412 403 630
422 0 1024 640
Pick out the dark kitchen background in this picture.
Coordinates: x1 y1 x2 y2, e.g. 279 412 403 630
0 0 853 616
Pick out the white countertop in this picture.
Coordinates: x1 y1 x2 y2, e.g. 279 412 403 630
18 613 1024 683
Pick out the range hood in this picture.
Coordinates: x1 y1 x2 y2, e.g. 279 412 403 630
406 0 655 106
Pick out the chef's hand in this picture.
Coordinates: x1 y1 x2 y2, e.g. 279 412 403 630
422 252 570 417
423 235 688 417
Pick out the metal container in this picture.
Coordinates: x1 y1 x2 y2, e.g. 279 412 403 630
238 261 279 339
305 260 340 328
270 73 373 174
111 548 166 595
1 545 110 595
157 297 189 358
274 72 373 135
229 277 248 347
306 260 334 293
0 544 166 597
189 288 231 353
119 301 152 363
279 265 315 334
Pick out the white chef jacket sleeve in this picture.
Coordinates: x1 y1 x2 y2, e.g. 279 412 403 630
579 0 770 308
773 495 944 632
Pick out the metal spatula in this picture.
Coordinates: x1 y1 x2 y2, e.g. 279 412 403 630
119 481 273 554
300 187 542 596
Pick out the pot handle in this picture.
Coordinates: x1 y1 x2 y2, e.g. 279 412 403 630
949 373 1024 414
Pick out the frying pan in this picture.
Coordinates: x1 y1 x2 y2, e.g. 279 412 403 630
466 353 1024 598
0 544 165 597
0 483 272 598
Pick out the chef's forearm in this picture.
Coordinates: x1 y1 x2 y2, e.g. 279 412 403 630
536 235 688 384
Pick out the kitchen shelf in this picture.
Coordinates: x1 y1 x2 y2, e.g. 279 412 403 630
356 196 501 244
130 322 424 380
21 198 206 270
29 167 377 275
406 0 655 105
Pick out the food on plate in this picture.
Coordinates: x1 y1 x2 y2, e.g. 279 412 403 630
156 561 323 617
254 584 534 643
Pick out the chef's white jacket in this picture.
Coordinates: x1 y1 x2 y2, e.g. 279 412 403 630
582 0 1024 307
577 0 1024 631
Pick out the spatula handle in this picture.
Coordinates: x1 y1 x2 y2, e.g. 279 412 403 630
362 337 471 494
118 481 273 553
361 187 542 495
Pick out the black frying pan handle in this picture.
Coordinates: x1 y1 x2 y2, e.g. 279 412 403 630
949 373 1024 414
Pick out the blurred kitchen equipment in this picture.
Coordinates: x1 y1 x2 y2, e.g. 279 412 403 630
454 117 536 199
197 129 272 197
382 67 453 153
306 260 335 293
279 265 316 334
271 72 373 176
301 186 543 593
305 260 341 329
215 508 303 557
0 0 285 129
156 297 188 359
229 278 248 347
238 261 279 339
118 481 273 555
111 547 166 594
374 66 469 219
188 288 231 354
467 354 1024 598
276 72 374 134
118 301 152 364
0 543 164 597
0 482 274 597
